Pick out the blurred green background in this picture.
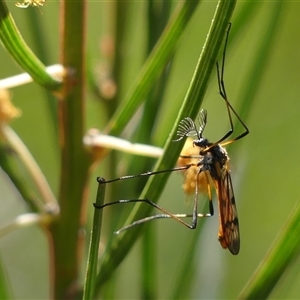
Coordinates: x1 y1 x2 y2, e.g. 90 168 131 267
0 1 300 299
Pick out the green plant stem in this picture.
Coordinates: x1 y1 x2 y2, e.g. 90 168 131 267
0 125 58 213
0 139 40 213
142 224 157 299
83 179 106 300
0 257 10 300
0 0 61 90
49 1 90 299
26 9 59 130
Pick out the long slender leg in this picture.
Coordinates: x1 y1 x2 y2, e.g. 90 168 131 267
94 194 214 232
217 23 249 145
204 23 249 151
94 168 215 233
98 164 194 184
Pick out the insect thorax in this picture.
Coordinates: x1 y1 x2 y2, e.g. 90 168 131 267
194 139 229 180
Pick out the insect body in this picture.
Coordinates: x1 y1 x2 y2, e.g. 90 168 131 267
176 109 240 254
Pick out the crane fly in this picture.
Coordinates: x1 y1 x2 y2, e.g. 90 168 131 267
94 24 249 255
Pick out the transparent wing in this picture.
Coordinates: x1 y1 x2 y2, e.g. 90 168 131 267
174 109 208 142
173 117 198 142
215 165 240 255
196 109 207 137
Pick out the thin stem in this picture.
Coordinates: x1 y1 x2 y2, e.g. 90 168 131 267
49 1 90 299
83 179 106 300
1 125 59 213
0 65 65 89
0 0 61 90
